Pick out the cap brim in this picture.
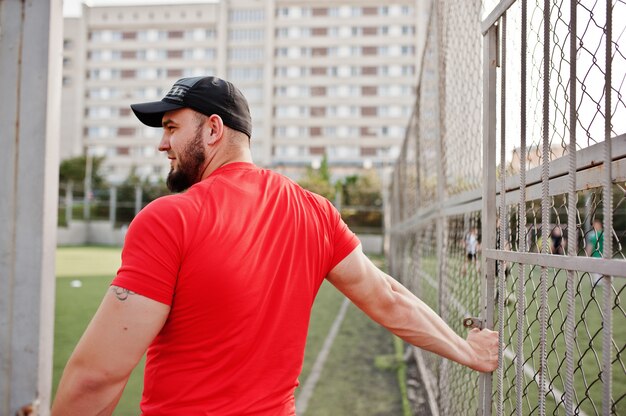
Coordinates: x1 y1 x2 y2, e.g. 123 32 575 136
130 101 186 127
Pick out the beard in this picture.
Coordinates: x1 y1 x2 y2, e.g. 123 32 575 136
166 126 206 192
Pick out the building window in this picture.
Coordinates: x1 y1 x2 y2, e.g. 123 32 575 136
276 27 310 38
229 9 265 22
90 30 122 42
312 8 328 17
117 128 135 136
360 126 377 137
363 27 377 36
328 146 359 159
275 66 308 78
184 48 216 60
275 105 308 118
311 86 326 96
167 49 184 59
311 27 327 36
121 69 136 79
183 67 216 77
402 26 415 35
363 7 377 16
361 107 377 116
122 31 137 40
168 30 184 39
362 86 377 96
401 45 415 55
138 30 167 42
229 47 264 61
362 66 377 76
276 7 310 18
88 68 120 80
360 147 377 156
310 107 326 117
167 69 183 78
311 47 327 57
229 29 264 41
228 67 263 81
274 146 307 157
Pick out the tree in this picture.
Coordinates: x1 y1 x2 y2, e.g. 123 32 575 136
341 169 382 207
297 155 335 200
59 155 106 187
338 170 383 232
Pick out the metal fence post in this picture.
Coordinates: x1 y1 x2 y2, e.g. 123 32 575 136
601 2 614 414
65 181 74 224
564 1 577 415
480 22 498 416
109 186 117 227
134 185 143 215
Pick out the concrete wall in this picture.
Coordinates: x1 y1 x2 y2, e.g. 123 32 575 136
57 221 126 246
357 233 383 255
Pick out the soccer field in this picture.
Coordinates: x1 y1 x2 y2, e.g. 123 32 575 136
54 246 404 415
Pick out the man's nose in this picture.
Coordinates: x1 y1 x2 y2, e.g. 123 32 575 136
158 133 170 152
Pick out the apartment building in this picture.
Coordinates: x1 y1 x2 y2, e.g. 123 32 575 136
61 0 420 183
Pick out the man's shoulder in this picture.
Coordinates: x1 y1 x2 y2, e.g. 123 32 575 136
134 192 200 223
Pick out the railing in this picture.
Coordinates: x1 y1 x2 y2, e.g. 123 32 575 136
386 1 625 415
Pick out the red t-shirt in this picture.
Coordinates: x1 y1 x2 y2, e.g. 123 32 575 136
112 162 359 415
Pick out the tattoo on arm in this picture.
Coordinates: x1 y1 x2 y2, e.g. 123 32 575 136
111 286 136 301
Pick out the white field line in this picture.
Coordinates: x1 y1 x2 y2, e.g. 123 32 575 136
295 298 351 415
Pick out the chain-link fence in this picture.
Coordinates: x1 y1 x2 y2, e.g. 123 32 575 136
57 181 169 228
387 1 625 415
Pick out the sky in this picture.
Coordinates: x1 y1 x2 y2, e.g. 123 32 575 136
63 0 216 16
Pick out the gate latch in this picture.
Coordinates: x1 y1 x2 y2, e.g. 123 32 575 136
462 316 485 330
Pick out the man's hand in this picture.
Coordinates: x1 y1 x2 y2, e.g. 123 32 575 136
466 328 499 372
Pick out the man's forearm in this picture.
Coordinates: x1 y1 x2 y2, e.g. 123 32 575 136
326 247 498 373
376 273 479 368
51 363 128 416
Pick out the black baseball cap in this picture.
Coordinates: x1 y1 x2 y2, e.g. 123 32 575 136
130 76 252 138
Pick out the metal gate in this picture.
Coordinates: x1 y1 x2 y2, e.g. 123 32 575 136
386 1 625 415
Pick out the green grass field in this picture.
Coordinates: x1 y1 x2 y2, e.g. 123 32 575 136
54 246 403 415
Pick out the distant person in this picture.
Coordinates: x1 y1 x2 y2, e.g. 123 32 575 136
462 226 480 277
586 218 604 284
550 226 565 255
465 227 479 261
52 76 498 415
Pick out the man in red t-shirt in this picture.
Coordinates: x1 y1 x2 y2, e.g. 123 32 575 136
52 76 498 415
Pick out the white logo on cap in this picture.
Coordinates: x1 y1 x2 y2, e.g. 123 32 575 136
166 85 189 101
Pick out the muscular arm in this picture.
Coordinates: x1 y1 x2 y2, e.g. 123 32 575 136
51 286 170 416
326 245 498 372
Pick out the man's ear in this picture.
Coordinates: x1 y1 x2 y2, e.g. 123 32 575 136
206 114 224 145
